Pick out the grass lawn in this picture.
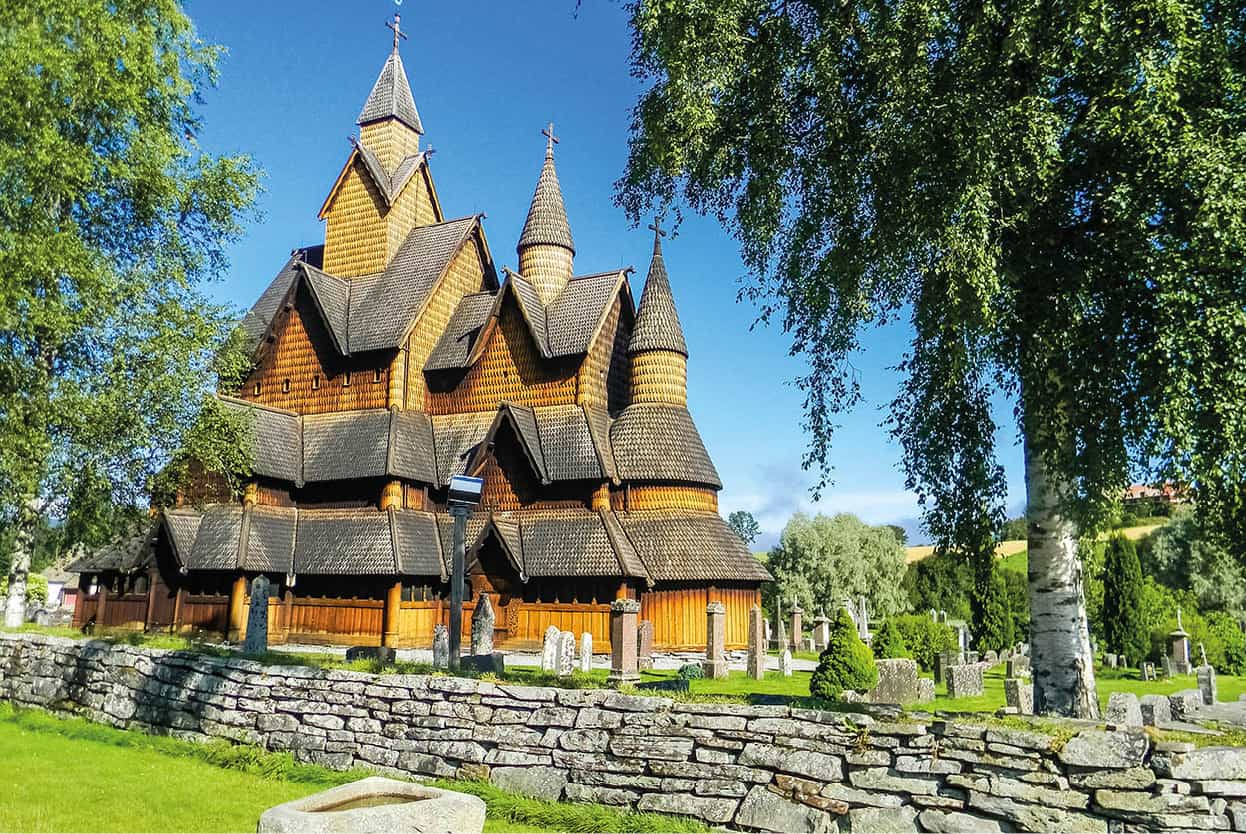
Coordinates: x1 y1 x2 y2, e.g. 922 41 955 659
0 704 705 833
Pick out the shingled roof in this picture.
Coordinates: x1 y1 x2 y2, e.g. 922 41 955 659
357 50 423 133
240 246 324 351
517 142 574 254
629 231 688 356
610 404 722 488
619 512 772 582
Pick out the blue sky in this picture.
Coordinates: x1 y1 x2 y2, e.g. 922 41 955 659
185 0 1027 547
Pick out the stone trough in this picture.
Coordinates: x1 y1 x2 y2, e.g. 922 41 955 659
257 776 485 833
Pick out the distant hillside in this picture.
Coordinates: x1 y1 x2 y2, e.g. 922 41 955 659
904 522 1165 566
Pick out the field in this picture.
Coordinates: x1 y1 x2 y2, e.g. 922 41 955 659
905 521 1167 566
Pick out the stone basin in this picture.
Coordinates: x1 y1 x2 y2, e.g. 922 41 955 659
257 776 486 833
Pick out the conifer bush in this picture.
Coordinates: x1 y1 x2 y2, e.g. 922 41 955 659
972 566 1014 653
810 608 878 698
872 618 909 659
1103 534 1148 665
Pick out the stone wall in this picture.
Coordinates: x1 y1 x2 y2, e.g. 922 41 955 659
3 633 1246 833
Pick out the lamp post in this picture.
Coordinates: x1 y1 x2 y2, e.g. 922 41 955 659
446 475 483 671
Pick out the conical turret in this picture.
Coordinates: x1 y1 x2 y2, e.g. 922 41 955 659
517 123 575 304
629 221 688 406
356 14 423 169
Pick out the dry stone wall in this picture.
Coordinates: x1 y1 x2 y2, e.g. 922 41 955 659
3 633 1246 833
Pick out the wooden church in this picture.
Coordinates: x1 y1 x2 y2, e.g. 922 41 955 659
71 20 770 652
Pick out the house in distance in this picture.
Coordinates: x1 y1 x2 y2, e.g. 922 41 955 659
71 16 770 652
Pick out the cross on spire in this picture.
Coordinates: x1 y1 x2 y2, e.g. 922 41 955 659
647 216 667 239
387 11 408 53
542 122 559 157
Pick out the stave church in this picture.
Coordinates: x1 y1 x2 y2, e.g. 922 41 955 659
71 17 770 652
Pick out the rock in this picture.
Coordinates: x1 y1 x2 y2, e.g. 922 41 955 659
636 792 738 824
1105 692 1143 727
870 658 920 705
490 766 568 800
1166 748 1246 781
432 624 449 669
917 810 1002 833
739 743 843 782
257 776 485 833
1141 693 1172 726
779 649 793 677
557 631 576 677
470 593 494 656
1170 689 1203 721
841 806 918 833
1068 766 1155 790
967 792 1107 833
579 632 592 674
735 785 835 832
848 768 939 795
947 664 984 698
540 625 560 672
1059 730 1149 769
917 677 935 703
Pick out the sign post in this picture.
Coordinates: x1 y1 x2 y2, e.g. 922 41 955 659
446 475 483 671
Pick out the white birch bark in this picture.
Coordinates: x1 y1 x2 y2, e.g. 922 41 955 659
1023 428 1099 718
2 502 37 628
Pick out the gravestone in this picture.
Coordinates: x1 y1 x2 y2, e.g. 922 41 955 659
1140 693 1172 726
244 575 270 655
916 677 935 703
607 599 641 686
579 632 592 674
637 620 655 671
470 593 494 656
1169 689 1203 721
789 604 803 652
812 614 831 651
934 649 961 684
557 631 576 677
857 595 871 642
1198 664 1218 705
432 624 449 669
746 606 765 680
704 602 728 679
1005 656 1030 678
779 648 793 677
346 645 396 664
947 664 984 698
1105 652 1118 668
984 649 998 665
869 658 920 705
802 637 815 653
1004 677 1034 714
1142 661 1157 681
540 625 560 672
773 614 788 653
965 650 980 664
1169 610 1192 675
1105 692 1143 727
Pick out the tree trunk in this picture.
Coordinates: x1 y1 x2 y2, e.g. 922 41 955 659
3 500 39 628
1023 425 1099 718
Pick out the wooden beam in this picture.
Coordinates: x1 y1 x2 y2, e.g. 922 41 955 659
227 576 248 642
382 581 402 647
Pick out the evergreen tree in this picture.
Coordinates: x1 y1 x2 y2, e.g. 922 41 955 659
972 566 1015 654
1102 535 1148 665
872 618 909 660
810 608 878 698
728 511 761 546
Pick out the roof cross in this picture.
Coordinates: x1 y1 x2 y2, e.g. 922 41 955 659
542 122 559 157
647 216 667 239
387 11 408 54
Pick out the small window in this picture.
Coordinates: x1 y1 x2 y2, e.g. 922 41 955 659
282 378 291 394
312 375 320 390
253 382 261 396
373 368 383 384
342 373 351 387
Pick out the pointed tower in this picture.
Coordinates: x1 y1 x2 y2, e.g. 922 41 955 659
357 13 423 169
629 220 689 406
517 123 575 304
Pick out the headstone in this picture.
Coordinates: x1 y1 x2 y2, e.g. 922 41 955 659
930 608 938 622
1169 614 1192 675
579 632 592 674
607 599 641 686
704 602 728 679
984 649 998 665
916 677 935 703
869 658 920 704
747 606 765 680
540 625 560 672
461 653 505 674
935 649 962 684
812 614 831 651
637 620 655 671
244 576 270 654
773 614 788 653
346 645 396 664
802 636 815 653
1004 677 1034 714
1105 652 1118 668
938 609 948 624
1198 664 1218 705
1140 693 1172 726
432 624 449 669
557 630 576 677
947 664 984 698
789 604 803 651
857 595 871 641
1005 656 1030 678
965 650 980 664
470 592 494 656
779 648 793 677
1169 689 1203 721
1105 692 1143 727
1142 661 1157 681
33 609 51 627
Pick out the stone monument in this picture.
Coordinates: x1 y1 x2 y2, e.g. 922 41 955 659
747 605 765 680
607 599 641 686
1004 677 1034 714
579 632 592 673
780 648 793 677
789 603 803 652
1198 663 1218 705
432 624 449 669
540 625 560 672
243 575 270 655
470 592 494 656
557 630 576 677
812 613 831 651
704 601 728 679
1169 608 1192 675
637 620 655 671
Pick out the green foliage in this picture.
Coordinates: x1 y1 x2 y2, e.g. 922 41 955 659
871 618 909 660
810 608 878 698
1143 587 1246 675
727 510 761 546
972 566 1014 654
0 574 46 606
1001 518 1028 542
903 550 972 623
1001 568 1030 643
765 513 908 621
890 614 956 672
0 0 260 605
1139 509 1246 618
885 525 908 546
1102 536 1149 665
677 662 705 680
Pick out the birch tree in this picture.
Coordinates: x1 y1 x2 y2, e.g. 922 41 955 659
618 0 1246 715
0 0 259 626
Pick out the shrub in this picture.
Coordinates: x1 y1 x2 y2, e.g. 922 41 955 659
891 614 956 671
972 566 1014 653
677 663 704 680
0 574 48 607
1102 535 1148 664
810 608 878 698
1002 568 1030 641
871 618 909 659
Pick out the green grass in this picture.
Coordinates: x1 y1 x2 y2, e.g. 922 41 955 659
998 549 1028 575
0 703 706 833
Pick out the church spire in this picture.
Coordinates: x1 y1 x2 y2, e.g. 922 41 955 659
517 123 575 304
629 217 689 406
357 11 424 135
